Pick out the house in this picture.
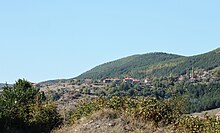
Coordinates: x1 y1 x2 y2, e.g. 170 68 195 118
144 78 149 83
123 78 134 83
84 79 93 84
114 78 122 84
143 78 153 86
202 71 209 77
30 82 38 87
215 111 220 119
103 78 122 84
178 75 185 81
133 79 140 84
103 78 114 84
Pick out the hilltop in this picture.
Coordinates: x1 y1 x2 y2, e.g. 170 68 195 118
77 48 220 79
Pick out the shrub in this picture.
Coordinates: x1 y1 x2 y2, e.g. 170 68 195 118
68 96 220 132
175 115 220 132
68 96 182 126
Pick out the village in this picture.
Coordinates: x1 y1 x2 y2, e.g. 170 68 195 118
98 69 217 86
38 68 219 98
1 68 218 116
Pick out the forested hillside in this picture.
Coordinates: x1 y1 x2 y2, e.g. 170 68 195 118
77 48 220 79
78 52 183 79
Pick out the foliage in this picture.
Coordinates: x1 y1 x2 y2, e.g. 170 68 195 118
215 68 220 77
103 76 220 113
69 97 106 123
77 48 220 79
68 96 183 126
28 101 62 132
68 96 220 132
78 52 182 79
0 79 62 133
175 115 220 132
174 81 220 113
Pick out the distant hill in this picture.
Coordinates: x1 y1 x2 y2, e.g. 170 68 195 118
36 79 69 87
0 83 5 88
0 83 13 89
77 48 220 79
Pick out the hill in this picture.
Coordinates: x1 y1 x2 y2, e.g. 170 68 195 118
0 83 13 88
77 48 220 79
78 52 183 79
0 83 4 92
0 83 4 88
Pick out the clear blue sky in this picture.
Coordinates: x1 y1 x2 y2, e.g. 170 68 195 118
0 0 219 83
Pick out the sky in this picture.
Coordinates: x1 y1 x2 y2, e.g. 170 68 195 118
0 0 220 83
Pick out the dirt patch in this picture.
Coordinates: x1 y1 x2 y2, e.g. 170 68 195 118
54 109 170 133
54 109 126 133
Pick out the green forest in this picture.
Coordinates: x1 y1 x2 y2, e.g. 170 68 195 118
101 76 220 113
78 48 220 79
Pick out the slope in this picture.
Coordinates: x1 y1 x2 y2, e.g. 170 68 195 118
77 48 220 79
77 52 183 79
145 48 220 78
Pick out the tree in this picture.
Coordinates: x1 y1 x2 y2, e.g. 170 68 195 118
0 79 61 133
119 82 130 91
128 89 136 96
215 69 220 77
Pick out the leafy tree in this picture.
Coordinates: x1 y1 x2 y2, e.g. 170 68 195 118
0 79 62 133
215 69 220 77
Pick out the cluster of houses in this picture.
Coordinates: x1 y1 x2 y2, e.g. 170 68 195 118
190 70 209 80
82 69 216 88
103 77 141 84
178 70 215 82
103 71 213 85
216 111 220 119
103 70 213 85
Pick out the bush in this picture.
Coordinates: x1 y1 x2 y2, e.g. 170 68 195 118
68 96 220 132
68 96 182 126
175 115 220 132
28 101 62 132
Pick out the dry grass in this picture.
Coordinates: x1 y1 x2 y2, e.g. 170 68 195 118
191 107 220 117
54 108 173 133
53 109 124 133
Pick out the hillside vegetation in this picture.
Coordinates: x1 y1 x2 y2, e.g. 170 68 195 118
78 53 183 79
55 96 220 133
78 48 220 79
2 48 220 132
